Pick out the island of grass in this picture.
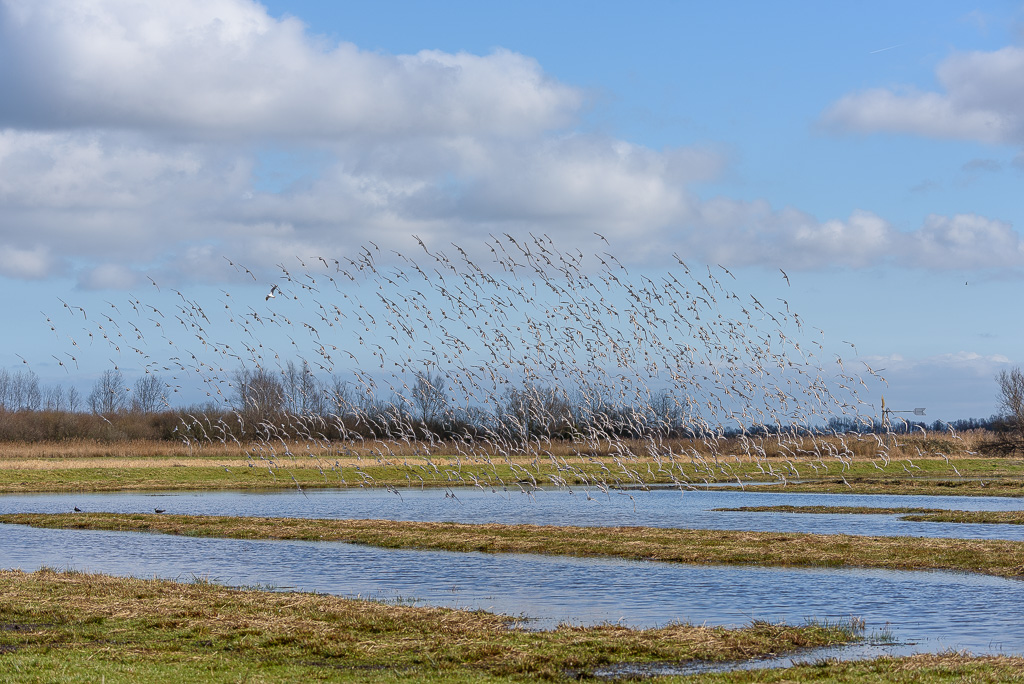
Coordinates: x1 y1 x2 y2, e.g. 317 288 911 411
712 505 1024 524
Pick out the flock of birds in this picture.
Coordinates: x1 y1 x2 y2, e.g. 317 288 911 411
34 233 923 495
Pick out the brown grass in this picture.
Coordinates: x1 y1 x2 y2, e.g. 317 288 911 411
0 431 995 463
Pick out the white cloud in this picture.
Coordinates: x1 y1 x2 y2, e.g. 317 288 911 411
0 0 1023 285
0 129 248 267
78 263 139 289
869 350 1012 371
5 126 1023 281
675 202 891 268
822 46 1024 145
906 213 1024 269
0 243 54 279
0 0 581 140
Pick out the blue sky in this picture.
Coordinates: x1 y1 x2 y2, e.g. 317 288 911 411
1 0 1023 421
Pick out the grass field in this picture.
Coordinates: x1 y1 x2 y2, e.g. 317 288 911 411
0 434 1022 496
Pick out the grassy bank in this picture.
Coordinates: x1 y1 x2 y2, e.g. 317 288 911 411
5 512 1024 579
0 568 858 683
679 654 1024 683
737 477 1024 497
714 505 1024 524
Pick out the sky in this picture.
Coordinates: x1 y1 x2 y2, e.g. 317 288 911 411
1 0 1023 421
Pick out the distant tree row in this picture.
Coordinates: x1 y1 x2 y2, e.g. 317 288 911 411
0 368 165 415
0 362 1020 448
0 368 81 413
825 415 1006 436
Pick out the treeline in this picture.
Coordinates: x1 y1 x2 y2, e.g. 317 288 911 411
826 415 1010 436
0 365 1009 446
0 364 737 444
0 368 179 442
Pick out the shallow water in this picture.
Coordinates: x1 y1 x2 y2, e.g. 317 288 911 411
3 522 1024 657
3 485 1024 540
3 486 1024 660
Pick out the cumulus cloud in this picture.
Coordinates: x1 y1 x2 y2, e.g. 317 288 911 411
822 46 1024 145
78 263 140 289
0 0 1022 286
0 0 581 140
666 205 1024 271
694 205 894 269
0 129 249 266
906 214 1024 269
0 243 54 279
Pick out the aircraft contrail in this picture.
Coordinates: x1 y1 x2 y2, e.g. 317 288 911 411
869 43 904 54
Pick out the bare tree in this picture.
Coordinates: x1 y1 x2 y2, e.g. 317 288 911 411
649 389 683 436
327 375 355 417
88 369 128 414
67 386 81 413
132 374 165 413
0 369 10 410
998 367 1024 433
501 382 573 440
43 384 65 411
233 367 285 424
982 367 1024 455
411 370 448 426
6 370 42 411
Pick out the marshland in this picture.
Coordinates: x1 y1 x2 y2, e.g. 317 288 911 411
2 236 1024 683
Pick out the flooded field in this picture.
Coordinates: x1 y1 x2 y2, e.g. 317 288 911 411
3 486 1024 661
4 485 1024 539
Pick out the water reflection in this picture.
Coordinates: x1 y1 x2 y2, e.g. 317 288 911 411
2 486 1024 540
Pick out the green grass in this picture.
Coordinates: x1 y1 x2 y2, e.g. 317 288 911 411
733 477 1024 497
0 568 860 683
2 460 1024 497
5 512 1024 579
672 653 1024 683
2 438 1023 496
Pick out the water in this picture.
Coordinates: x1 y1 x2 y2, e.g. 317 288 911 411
3 485 1024 540
3 486 1024 661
